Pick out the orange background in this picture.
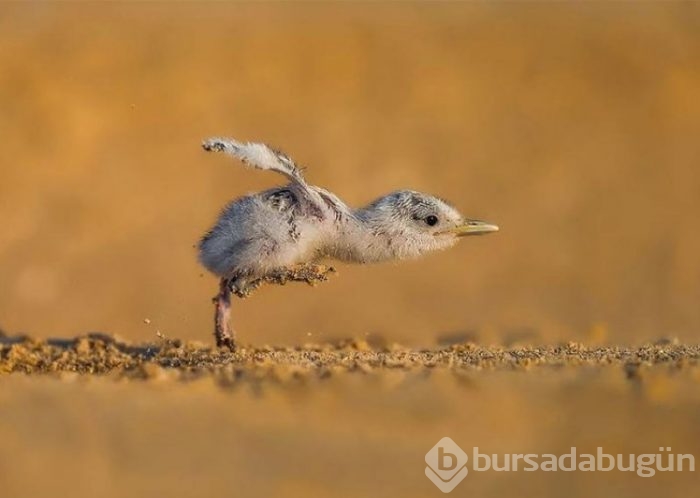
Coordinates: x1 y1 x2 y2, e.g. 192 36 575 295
1 3 699 346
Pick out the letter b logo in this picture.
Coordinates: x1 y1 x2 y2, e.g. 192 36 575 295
438 446 457 470
425 437 468 493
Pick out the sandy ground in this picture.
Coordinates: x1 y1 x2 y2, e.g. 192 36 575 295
1 334 698 380
2 335 700 498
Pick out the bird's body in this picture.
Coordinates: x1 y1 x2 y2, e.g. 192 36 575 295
199 137 498 349
200 184 339 278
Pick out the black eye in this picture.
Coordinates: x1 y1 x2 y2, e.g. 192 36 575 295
425 215 439 226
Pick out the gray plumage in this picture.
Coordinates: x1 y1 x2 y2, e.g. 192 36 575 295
199 137 498 349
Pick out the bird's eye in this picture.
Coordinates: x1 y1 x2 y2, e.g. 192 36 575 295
425 215 439 226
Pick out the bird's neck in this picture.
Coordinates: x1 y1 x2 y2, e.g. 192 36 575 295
325 207 421 264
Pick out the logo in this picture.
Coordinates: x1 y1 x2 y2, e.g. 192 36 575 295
424 440 695 489
425 437 468 492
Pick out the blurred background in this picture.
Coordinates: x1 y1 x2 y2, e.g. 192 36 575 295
1 2 699 346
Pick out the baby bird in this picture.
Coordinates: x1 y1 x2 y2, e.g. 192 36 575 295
199 137 498 350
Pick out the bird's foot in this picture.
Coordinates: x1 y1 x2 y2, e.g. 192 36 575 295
216 335 236 352
292 264 337 285
228 265 337 299
214 314 236 351
261 264 336 288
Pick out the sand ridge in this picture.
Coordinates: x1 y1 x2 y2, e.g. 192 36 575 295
1 334 697 383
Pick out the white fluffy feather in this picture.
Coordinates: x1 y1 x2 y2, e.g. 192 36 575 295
202 137 306 184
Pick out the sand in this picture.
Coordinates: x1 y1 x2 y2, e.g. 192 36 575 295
1 335 699 498
2 334 697 382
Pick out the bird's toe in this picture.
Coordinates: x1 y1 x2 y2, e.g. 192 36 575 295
216 336 236 352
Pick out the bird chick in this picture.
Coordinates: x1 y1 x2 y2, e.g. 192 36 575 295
199 137 498 350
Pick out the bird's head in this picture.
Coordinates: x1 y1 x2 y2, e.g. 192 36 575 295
357 190 499 260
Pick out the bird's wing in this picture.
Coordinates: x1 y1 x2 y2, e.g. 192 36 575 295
202 137 307 185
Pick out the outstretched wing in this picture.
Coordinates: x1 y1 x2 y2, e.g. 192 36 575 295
202 137 306 185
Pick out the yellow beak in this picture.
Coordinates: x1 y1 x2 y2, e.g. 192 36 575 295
447 219 499 237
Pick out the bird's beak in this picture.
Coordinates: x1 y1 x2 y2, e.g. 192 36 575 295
447 219 500 237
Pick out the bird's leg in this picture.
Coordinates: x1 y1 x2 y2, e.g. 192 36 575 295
264 264 336 287
288 264 336 285
212 266 336 349
228 265 336 300
213 277 235 351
